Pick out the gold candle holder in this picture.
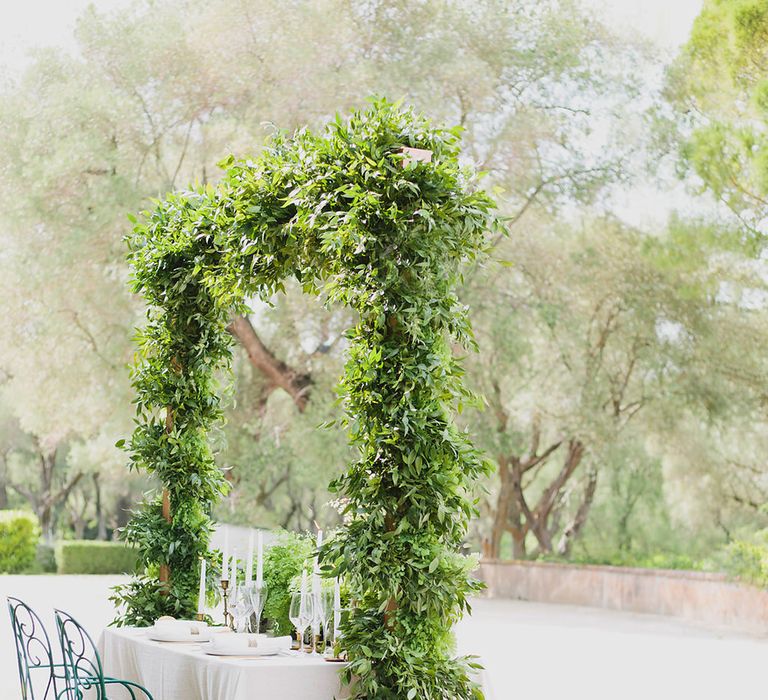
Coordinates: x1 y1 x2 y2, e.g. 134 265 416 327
221 579 234 630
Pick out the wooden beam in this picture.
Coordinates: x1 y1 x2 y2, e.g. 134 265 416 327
159 405 174 588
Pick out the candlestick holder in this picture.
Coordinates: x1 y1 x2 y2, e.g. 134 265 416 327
195 613 205 622
221 579 234 630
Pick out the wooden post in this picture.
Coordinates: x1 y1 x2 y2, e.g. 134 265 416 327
383 513 397 628
159 406 174 588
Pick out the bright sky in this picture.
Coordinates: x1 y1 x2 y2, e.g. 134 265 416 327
0 0 704 75
584 0 703 51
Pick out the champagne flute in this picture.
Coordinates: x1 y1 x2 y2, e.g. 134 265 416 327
230 584 252 633
311 589 326 655
320 589 335 654
248 581 269 634
289 591 314 653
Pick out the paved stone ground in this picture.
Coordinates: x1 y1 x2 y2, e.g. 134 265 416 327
1 575 766 699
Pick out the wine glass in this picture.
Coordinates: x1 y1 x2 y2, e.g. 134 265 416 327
319 589 335 654
247 581 269 634
229 584 252 633
311 589 326 655
289 591 314 653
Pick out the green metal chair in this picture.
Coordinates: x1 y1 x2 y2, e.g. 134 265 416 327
54 609 153 700
7 597 66 700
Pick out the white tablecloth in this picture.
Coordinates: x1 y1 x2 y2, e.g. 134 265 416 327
98 627 348 700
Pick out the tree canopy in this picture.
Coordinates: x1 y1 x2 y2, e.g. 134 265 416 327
666 0 768 235
0 0 766 615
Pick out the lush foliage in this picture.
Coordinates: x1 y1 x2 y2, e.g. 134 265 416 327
722 531 768 588
221 386 354 531
56 540 139 574
1 0 767 619
465 213 768 561
258 530 351 635
0 510 39 573
0 0 635 543
562 551 707 572
117 99 498 698
261 531 315 635
664 0 768 234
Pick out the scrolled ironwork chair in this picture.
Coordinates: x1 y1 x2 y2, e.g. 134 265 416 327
7 596 65 700
54 608 153 700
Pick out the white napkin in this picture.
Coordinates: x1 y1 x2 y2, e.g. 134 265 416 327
153 617 208 636
206 634 292 655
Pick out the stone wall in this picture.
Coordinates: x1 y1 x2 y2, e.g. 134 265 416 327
478 559 768 635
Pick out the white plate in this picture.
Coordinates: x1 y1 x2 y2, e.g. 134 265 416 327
203 647 281 657
147 630 211 643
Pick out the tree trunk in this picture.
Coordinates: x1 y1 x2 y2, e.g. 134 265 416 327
489 436 589 558
227 315 312 411
510 528 527 559
32 447 84 543
530 440 585 554
115 495 132 532
557 470 598 556
489 457 512 558
40 449 56 541
40 503 54 543
72 513 86 540
160 407 173 588
489 456 533 560
94 473 107 540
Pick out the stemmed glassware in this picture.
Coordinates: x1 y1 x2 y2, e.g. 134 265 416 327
310 589 326 655
229 584 252 633
289 591 314 653
245 581 269 634
319 589 335 654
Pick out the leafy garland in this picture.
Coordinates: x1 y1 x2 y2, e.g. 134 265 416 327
114 99 499 699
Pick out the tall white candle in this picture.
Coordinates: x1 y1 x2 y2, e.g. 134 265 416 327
197 558 206 615
312 565 321 598
221 527 229 581
230 552 237 595
333 578 341 637
312 534 321 626
256 530 264 586
313 529 323 579
300 569 308 596
245 530 254 582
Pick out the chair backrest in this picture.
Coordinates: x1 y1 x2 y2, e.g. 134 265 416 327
54 609 107 700
6 597 60 700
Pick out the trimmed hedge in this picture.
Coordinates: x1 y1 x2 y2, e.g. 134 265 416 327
0 510 39 573
56 540 139 574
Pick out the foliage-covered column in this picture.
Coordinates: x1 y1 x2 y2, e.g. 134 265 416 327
113 192 233 624
307 106 499 699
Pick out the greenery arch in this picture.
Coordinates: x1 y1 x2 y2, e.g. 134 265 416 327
114 99 499 699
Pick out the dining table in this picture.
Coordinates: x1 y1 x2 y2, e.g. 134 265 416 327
98 627 349 700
